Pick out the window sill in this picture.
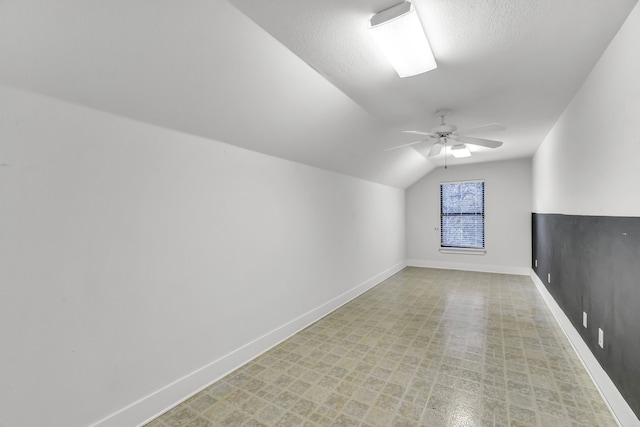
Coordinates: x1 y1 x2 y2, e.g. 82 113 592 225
439 247 486 255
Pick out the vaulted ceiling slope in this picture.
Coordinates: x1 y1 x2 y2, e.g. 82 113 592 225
0 0 636 188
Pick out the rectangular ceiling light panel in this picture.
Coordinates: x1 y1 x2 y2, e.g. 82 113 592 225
369 1 436 78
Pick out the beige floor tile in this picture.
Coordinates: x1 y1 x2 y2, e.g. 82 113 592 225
146 268 617 426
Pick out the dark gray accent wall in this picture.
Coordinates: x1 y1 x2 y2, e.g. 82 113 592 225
532 213 640 417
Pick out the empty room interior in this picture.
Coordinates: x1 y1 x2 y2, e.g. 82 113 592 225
2 1 640 426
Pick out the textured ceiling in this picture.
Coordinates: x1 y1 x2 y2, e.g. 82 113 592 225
0 0 637 188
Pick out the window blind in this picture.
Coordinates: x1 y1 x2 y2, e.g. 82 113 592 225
440 181 485 249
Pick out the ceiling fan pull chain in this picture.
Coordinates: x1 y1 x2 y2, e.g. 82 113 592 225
444 138 448 169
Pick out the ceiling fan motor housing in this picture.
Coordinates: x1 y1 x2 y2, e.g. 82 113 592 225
432 124 457 135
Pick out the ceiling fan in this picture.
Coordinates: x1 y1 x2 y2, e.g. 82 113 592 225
386 109 505 157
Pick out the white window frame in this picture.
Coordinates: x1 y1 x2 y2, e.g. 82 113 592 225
439 179 486 255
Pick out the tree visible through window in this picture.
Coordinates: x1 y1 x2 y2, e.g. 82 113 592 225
440 181 484 249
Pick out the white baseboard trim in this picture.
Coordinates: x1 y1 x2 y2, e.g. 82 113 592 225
529 269 639 427
407 259 530 276
89 261 407 427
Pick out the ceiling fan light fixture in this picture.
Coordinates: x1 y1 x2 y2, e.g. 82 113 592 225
369 1 436 78
450 144 471 158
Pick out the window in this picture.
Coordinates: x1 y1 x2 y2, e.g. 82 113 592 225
440 180 484 251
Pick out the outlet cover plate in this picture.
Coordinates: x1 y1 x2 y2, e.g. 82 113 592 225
598 328 604 348
583 312 588 328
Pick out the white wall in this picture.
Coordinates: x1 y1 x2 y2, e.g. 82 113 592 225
406 158 532 274
0 86 405 427
532 2 640 216
530 5 640 425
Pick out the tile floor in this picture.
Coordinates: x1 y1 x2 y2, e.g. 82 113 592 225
145 267 616 426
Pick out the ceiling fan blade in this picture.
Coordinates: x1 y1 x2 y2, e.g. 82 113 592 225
384 139 428 151
402 130 438 137
427 142 443 157
455 123 505 136
454 135 503 149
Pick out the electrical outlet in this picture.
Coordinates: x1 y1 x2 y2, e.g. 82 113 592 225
583 312 587 328
547 273 551 284
535 259 538 268
598 328 604 348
